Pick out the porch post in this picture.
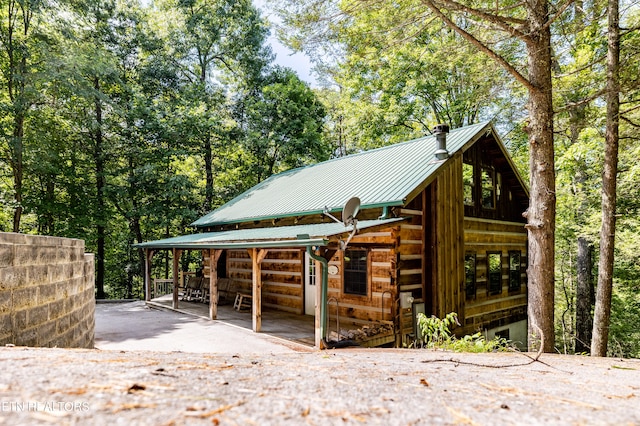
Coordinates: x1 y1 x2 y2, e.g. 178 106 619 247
144 249 155 302
172 248 182 309
209 249 223 320
248 248 268 332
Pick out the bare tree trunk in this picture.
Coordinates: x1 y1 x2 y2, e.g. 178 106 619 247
523 0 556 353
591 0 620 357
94 77 106 300
11 116 24 233
204 134 214 212
576 237 593 353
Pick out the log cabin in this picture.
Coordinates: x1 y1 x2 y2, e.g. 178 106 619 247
136 121 529 349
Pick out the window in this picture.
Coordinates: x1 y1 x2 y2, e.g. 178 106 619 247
465 252 476 299
509 251 521 291
481 167 496 209
463 162 475 206
344 249 368 296
488 252 502 295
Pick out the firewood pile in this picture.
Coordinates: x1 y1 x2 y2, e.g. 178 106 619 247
328 321 394 343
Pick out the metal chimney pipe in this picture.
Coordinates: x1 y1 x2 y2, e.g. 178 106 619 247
433 124 450 160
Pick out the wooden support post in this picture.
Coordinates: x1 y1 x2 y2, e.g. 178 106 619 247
315 254 322 348
144 249 155 302
172 248 182 309
209 250 223 320
248 248 268 332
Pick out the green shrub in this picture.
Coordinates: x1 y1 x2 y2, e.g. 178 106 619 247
416 312 510 352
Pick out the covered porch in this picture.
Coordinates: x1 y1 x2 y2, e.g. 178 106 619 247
135 219 404 349
147 294 315 347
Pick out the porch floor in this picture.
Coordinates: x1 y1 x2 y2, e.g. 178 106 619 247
147 294 316 347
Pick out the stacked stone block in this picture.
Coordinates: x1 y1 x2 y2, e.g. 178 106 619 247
0 232 95 348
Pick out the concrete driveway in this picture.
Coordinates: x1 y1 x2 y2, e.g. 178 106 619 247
94 301 311 354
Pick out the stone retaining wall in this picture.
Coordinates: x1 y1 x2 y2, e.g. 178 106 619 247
0 232 95 348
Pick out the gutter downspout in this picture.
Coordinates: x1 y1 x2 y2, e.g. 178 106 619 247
306 246 328 344
378 206 390 220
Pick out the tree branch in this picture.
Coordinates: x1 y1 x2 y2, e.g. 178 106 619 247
541 0 575 32
420 0 534 92
554 88 605 113
428 0 529 39
620 115 640 128
620 103 640 116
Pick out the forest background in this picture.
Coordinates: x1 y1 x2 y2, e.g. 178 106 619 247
1 0 638 357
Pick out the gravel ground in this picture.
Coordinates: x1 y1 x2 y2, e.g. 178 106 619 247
0 346 638 425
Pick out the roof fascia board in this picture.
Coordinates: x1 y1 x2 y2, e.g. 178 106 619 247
135 238 329 250
193 201 405 228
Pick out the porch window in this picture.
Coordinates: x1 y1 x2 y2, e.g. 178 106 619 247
344 249 368 296
481 166 496 209
465 252 476 299
463 162 475 206
509 251 521 291
488 251 502 295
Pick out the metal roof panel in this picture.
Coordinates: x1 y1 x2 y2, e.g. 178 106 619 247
193 121 492 227
135 218 406 249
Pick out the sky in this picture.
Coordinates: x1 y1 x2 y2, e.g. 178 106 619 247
252 0 318 87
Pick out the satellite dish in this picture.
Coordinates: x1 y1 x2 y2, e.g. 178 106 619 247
323 196 361 250
342 197 361 227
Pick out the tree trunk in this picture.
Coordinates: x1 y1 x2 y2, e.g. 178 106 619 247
575 237 593 353
591 0 620 357
11 116 24 233
523 0 556 353
204 134 214 212
94 77 106 300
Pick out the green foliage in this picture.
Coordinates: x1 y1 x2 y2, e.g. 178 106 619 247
0 0 329 300
241 67 328 184
416 313 510 353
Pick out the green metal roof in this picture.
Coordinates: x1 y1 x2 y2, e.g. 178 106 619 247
134 218 406 250
193 121 494 228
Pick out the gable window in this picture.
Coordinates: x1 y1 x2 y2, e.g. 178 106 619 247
465 252 476 299
488 251 502 295
481 167 496 209
344 249 368 296
463 162 475 206
509 251 521 291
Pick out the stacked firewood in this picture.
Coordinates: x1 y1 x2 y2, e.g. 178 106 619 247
328 322 394 342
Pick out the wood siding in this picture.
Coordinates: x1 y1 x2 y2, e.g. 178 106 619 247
431 157 466 321
206 248 305 314
325 229 398 329
461 217 528 335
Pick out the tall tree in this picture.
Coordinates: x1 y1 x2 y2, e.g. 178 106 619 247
154 0 271 212
0 0 53 232
591 0 620 357
242 67 328 184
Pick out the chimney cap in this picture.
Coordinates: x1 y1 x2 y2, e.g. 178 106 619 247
433 124 450 134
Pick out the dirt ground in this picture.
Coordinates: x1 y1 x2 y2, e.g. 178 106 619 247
0 346 638 425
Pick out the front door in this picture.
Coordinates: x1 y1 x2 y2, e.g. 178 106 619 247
304 252 317 315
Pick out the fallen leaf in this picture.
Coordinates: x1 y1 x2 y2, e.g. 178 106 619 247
127 384 146 393
420 378 429 387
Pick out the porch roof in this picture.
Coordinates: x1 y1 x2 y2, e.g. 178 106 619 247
134 218 406 250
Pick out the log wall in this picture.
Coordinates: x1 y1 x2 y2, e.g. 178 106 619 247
461 217 528 335
325 242 397 329
225 249 304 314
